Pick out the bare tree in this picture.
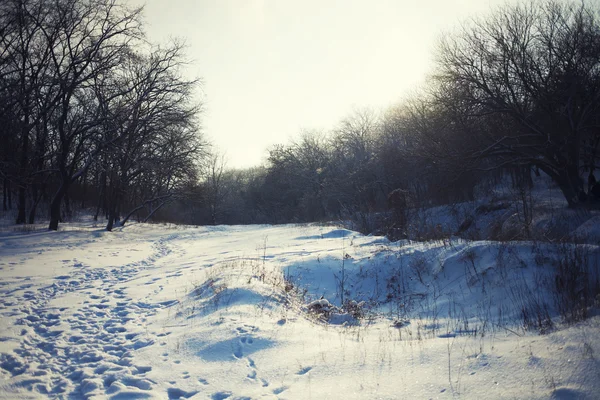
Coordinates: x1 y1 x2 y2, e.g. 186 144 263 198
330 109 384 214
0 0 61 223
98 43 203 231
434 0 600 207
203 151 227 225
40 0 143 230
0 0 206 229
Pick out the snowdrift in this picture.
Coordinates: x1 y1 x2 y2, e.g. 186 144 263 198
0 222 599 399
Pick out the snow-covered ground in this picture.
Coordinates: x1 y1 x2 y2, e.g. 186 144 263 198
0 221 599 399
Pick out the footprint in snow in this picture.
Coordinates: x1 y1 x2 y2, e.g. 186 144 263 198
240 336 253 345
0 236 179 398
212 391 232 400
273 386 288 395
297 366 313 375
233 346 243 359
167 387 198 399
133 365 152 374
235 325 258 335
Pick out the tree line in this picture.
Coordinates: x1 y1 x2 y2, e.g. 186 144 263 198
181 108 481 231
2 0 599 233
0 0 204 231
183 0 600 233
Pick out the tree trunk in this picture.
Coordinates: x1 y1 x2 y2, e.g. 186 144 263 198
121 204 144 226
28 184 37 224
2 178 7 211
49 195 61 231
64 191 71 219
28 183 45 224
211 203 217 225
94 171 107 221
16 184 26 224
106 204 116 231
81 171 87 209
28 200 38 224
94 197 102 221
7 179 12 209
143 200 168 222
15 185 27 225
538 161 585 208
16 111 30 224
106 183 120 232
121 195 173 226
557 172 582 208
49 181 69 231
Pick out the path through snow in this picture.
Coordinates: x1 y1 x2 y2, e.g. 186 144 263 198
0 223 599 399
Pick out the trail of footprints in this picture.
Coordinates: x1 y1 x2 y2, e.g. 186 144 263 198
229 323 305 397
0 237 189 399
158 316 314 398
1 233 313 399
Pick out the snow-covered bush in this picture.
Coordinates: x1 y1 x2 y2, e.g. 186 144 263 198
305 298 365 325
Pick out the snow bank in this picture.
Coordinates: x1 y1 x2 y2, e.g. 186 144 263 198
0 222 598 399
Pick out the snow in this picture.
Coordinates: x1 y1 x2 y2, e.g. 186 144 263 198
0 221 599 399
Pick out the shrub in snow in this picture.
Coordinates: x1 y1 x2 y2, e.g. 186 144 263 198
391 319 410 328
307 298 333 316
306 298 365 325
343 300 366 319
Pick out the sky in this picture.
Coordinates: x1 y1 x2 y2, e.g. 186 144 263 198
131 0 508 168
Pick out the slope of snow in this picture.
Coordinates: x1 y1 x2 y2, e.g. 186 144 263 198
0 221 599 399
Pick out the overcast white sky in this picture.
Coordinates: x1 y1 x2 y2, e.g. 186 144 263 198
132 0 507 168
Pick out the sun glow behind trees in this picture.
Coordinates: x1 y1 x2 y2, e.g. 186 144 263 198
2 0 600 231
134 0 512 168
